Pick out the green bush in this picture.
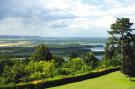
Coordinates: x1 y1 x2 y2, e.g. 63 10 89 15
25 60 56 81
0 58 14 74
53 56 65 67
82 52 98 69
11 63 27 82
0 65 13 84
64 58 92 74
109 56 121 67
100 55 121 68
57 68 74 75
0 58 28 85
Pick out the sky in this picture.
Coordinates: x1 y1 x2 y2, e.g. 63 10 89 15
0 0 135 37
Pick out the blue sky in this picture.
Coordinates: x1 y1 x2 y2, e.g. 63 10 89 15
0 0 135 37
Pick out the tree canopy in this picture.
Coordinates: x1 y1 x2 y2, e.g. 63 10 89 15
105 18 135 77
31 44 52 61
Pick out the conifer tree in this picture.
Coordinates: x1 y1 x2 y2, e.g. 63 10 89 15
105 18 135 78
31 44 52 61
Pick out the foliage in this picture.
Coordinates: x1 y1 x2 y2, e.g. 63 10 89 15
57 68 74 75
81 52 98 69
104 37 120 59
64 58 92 74
31 44 52 61
53 56 65 67
69 51 79 59
11 63 27 82
105 18 133 59
109 56 122 67
0 65 14 84
105 18 135 77
0 59 56 84
121 54 135 77
0 58 14 74
25 60 55 80
99 55 121 69
0 57 19 84
0 67 121 89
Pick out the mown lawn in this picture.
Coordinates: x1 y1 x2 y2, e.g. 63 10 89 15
47 71 135 89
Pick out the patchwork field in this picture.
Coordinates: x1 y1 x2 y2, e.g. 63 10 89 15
48 71 135 89
0 40 33 47
0 39 105 58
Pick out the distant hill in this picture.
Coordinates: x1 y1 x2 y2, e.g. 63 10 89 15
0 35 108 42
0 35 44 40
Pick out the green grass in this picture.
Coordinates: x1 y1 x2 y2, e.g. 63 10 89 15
47 71 135 89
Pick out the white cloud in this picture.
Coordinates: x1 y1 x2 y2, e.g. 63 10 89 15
106 3 135 16
0 0 135 37
67 16 115 29
70 0 101 17
0 17 24 30
104 0 123 8
39 0 71 11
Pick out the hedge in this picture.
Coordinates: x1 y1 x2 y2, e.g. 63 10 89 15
0 67 121 89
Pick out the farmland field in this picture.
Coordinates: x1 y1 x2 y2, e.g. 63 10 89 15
48 71 135 89
0 37 106 59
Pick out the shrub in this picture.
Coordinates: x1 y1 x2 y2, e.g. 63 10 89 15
25 60 55 81
100 55 121 69
82 52 98 69
0 58 14 74
64 58 92 74
11 63 27 82
58 68 74 75
0 65 13 84
53 56 65 67
109 56 121 67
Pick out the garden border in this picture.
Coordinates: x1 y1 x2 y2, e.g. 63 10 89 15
0 67 121 89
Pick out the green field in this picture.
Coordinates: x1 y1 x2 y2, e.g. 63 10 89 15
48 71 135 89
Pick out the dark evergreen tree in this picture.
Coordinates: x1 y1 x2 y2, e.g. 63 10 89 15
31 44 52 61
107 18 135 78
121 32 135 78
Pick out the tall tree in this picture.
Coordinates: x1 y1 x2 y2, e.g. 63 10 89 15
105 18 133 59
106 18 135 78
121 32 135 78
31 44 52 61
